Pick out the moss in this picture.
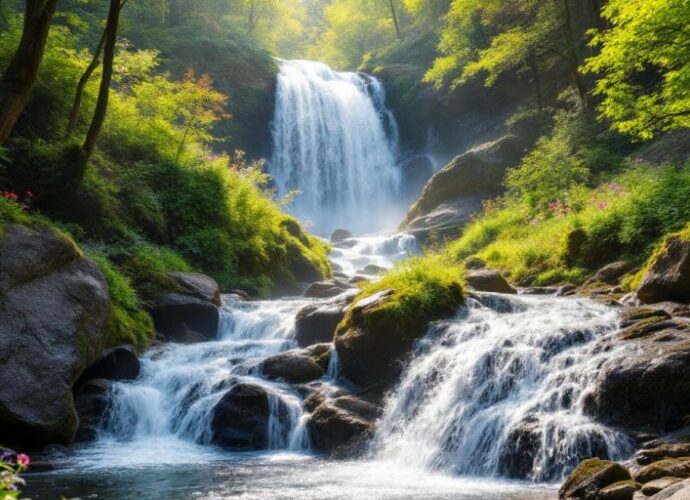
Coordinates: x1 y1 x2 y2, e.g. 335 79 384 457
90 254 154 349
339 254 465 343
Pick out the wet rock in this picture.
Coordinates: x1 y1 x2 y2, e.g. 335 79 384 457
559 458 632 499
358 264 388 276
638 237 690 304
304 279 353 299
497 418 542 478
634 458 690 483
599 480 638 500
618 318 688 341
522 286 559 296
405 196 485 243
169 272 221 306
211 383 285 450
261 349 325 383
150 292 219 343
636 444 690 465
74 379 112 443
557 284 578 297
295 291 357 347
641 477 684 496
307 395 378 456
399 154 435 200
620 307 672 328
330 229 353 243
466 269 517 294
77 345 140 386
0 224 112 449
589 332 690 430
348 275 370 285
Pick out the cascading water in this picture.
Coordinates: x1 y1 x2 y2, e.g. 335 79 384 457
270 59 402 234
373 293 635 481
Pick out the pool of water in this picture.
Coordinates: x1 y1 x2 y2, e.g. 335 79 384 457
24 447 557 500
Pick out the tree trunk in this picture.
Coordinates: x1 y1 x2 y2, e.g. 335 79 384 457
561 0 590 111
83 0 123 158
0 0 59 145
388 0 402 39
65 30 106 138
247 0 258 34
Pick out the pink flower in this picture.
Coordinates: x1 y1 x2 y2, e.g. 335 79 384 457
16 454 30 468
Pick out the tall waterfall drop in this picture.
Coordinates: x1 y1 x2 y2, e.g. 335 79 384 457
270 60 401 234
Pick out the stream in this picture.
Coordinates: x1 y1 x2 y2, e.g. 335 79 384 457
23 59 634 499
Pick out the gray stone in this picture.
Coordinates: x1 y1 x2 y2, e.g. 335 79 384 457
466 269 517 294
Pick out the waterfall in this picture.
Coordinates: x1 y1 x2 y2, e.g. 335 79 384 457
270 59 402 234
373 294 635 481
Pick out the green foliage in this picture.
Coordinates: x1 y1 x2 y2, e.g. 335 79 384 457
353 253 465 341
585 0 690 139
90 253 155 349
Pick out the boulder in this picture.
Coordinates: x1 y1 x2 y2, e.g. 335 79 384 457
405 196 485 243
304 279 353 299
74 379 112 443
358 264 388 276
598 480 638 500
403 135 528 226
592 262 634 285
587 328 690 431
330 229 353 243
0 224 112 449
307 395 378 456
641 477 684 496
295 291 358 347
638 237 690 304
334 286 463 387
466 269 517 294
261 349 325 383
210 383 286 450
559 458 632 499
636 444 690 465
620 307 672 328
399 154 436 201
77 345 140 386
150 292 219 343
634 458 690 484
168 272 221 306
648 478 690 499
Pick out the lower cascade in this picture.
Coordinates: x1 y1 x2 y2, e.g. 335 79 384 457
373 293 634 481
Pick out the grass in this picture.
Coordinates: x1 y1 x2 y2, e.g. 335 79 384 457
342 253 465 341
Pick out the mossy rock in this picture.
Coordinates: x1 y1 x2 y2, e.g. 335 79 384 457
559 458 632 499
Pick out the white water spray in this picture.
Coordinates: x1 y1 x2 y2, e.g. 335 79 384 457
373 294 634 481
270 59 402 234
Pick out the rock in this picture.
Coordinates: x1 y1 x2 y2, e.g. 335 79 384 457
638 237 690 304
349 276 370 285
334 286 463 387
559 458 632 499
74 379 112 443
634 458 690 483
77 345 140 385
557 284 578 296
210 383 285 450
358 264 388 276
399 154 436 200
648 478 690 499
522 286 559 296
405 196 486 243
593 262 634 285
599 480 638 500
330 229 353 243
307 395 377 456
621 307 672 328
465 257 486 270
0 224 112 449
150 292 219 343
261 349 325 383
588 331 690 430
636 444 690 465
642 477 684 496
403 135 528 226
295 291 357 347
618 318 688 341
304 279 353 299
168 272 221 306
497 417 542 479
466 269 517 294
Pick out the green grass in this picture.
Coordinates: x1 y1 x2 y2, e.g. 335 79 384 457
341 253 465 341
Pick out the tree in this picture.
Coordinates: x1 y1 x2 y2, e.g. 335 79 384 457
0 0 59 145
426 0 593 110
65 30 106 137
83 0 127 158
584 0 690 139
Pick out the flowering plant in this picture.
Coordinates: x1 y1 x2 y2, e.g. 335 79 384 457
0 449 29 499
0 191 32 211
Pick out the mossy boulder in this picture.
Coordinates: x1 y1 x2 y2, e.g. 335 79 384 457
638 235 690 304
634 458 690 484
559 458 632 499
334 281 463 387
0 224 113 449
